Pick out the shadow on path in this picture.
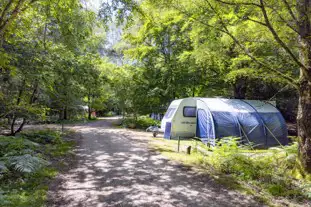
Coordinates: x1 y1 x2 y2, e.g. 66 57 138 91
47 118 262 207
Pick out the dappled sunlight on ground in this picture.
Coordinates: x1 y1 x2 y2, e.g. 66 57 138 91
47 118 263 207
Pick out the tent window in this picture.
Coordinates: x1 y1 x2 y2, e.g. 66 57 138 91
164 108 176 118
183 107 197 117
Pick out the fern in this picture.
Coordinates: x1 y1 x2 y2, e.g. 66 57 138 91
0 161 7 173
7 154 50 173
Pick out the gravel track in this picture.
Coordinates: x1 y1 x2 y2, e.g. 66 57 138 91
47 118 262 207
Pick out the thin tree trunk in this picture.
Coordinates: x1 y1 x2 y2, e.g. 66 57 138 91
297 0 311 172
233 77 247 99
14 118 26 134
13 83 40 135
9 80 25 136
10 115 16 135
88 93 91 120
63 106 68 120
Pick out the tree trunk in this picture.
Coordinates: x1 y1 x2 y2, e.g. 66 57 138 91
14 118 26 134
59 110 63 120
297 0 311 173
63 106 68 120
10 115 16 135
88 93 91 120
297 80 311 172
233 77 246 99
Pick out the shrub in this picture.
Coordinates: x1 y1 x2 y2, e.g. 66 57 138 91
20 129 62 145
0 129 72 206
6 154 50 174
0 136 38 157
104 111 116 117
199 138 309 199
136 116 160 129
122 116 160 129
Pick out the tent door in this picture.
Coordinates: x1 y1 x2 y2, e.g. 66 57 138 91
164 122 171 139
196 109 213 144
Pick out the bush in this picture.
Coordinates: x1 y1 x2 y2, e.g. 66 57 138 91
7 154 50 174
0 136 38 157
104 111 116 117
0 129 73 206
200 138 309 200
19 129 62 145
122 116 160 129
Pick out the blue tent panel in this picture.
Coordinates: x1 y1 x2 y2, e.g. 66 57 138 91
164 122 171 139
196 98 288 147
261 112 288 146
197 109 208 138
212 112 241 138
196 109 216 145
226 99 266 145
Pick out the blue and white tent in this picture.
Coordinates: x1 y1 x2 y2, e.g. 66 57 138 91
196 98 288 147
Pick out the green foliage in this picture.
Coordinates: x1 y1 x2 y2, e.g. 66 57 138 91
153 137 310 203
0 129 73 206
0 167 57 207
0 161 8 176
122 116 160 129
200 139 309 200
7 155 50 174
0 0 111 134
0 136 38 157
20 130 62 145
103 111 116 117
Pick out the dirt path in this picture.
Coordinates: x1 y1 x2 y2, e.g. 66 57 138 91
47 118 262 207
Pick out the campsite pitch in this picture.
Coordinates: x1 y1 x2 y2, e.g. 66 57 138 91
47 118 263 207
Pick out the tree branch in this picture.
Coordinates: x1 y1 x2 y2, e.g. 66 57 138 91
0 0 38 34
0 0 15 22
0 0 24 33
281 0 298 24
276 12 300 34
266 5 299 35
259 0 308 76
245 17 267 26
171 0 298 87
214 0 261 7
206 0 298 87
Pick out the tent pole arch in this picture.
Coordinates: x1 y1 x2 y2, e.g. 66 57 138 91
236 119 254 149
197 99 217 145
240 100 284 147
240 100 268 146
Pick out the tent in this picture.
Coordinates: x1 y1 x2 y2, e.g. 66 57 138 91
161 98 288 147
196 98 288 147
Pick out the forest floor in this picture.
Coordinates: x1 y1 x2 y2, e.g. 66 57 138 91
46 117 264 207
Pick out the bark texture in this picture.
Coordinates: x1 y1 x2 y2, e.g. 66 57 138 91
297 0 311 172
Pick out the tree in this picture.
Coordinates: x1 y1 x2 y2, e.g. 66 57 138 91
108 0 311 172
0 0 108 134
150 0 311 171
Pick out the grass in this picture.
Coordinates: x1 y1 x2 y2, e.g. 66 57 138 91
0 129 75 207
149 137 311 206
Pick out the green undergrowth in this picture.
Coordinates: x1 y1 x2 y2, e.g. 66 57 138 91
54 117 98 125
0 129 74 207
150 137 311 206
122 115 160 129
